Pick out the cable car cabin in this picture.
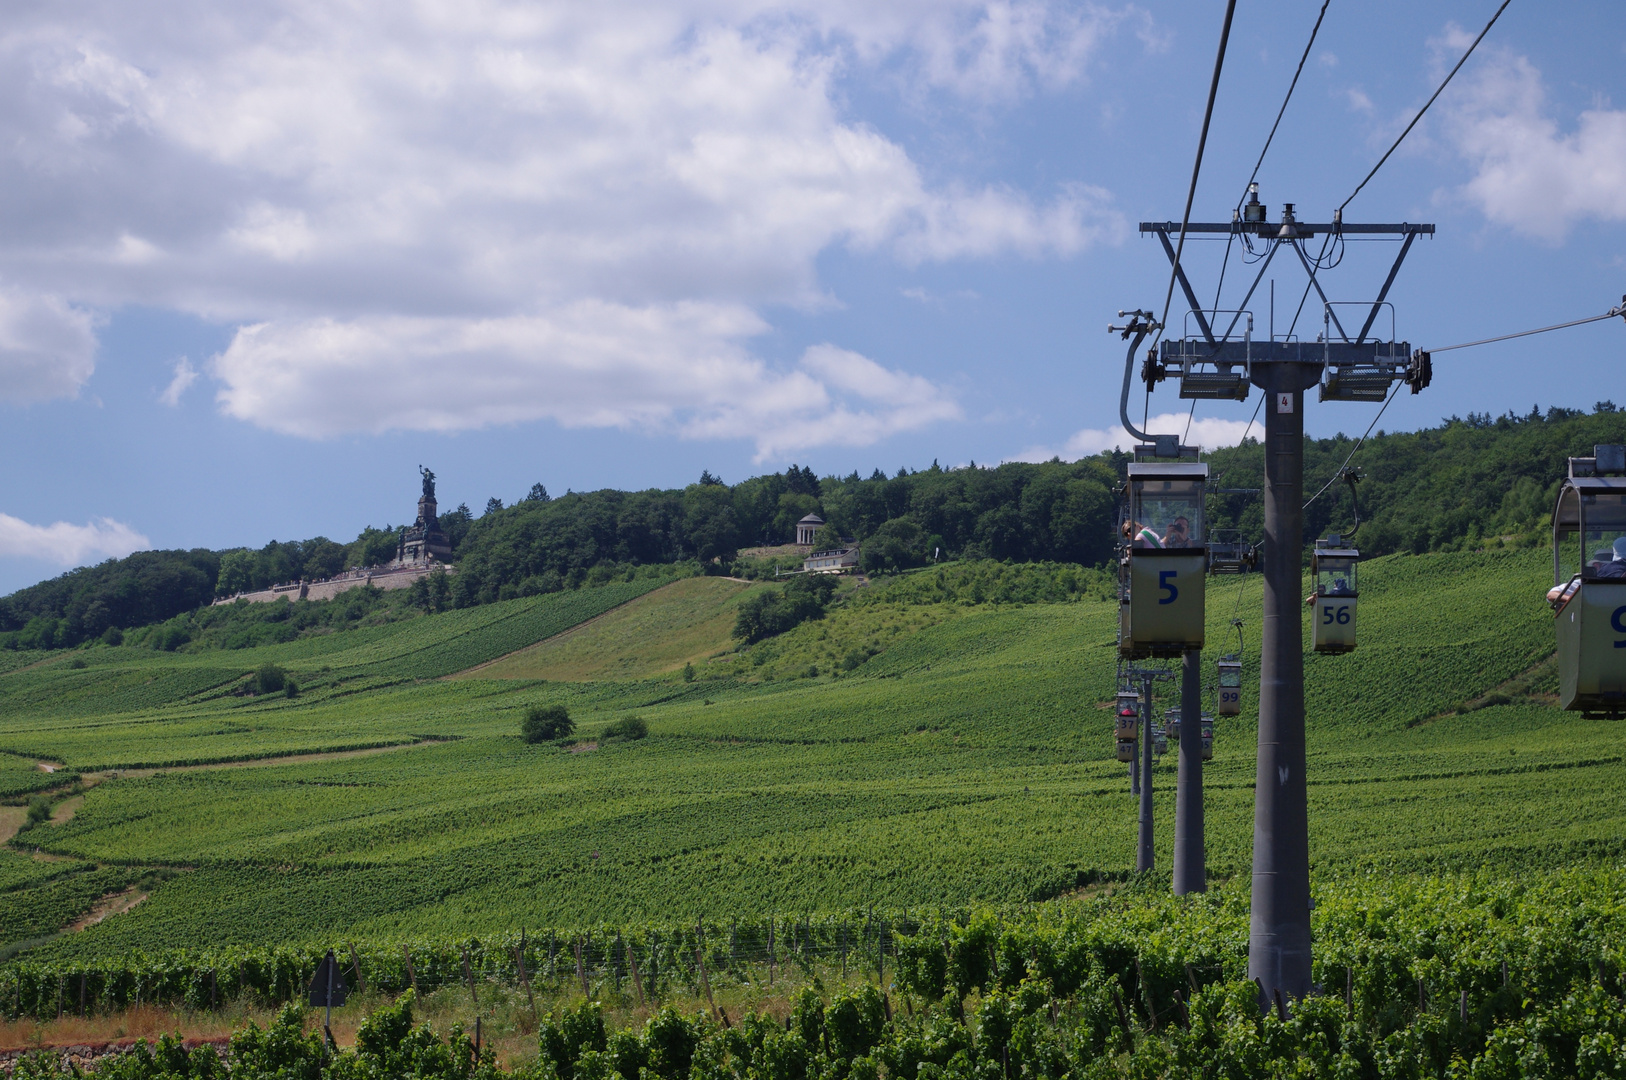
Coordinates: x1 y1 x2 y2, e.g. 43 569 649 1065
1152 726 1169 757
1310 537 1359 654
1215 656 1243 716
1550 445 1626 716
1113 691 1140 741
1113 690 1139 761
1120 461 1208 656
1166 708 1216 760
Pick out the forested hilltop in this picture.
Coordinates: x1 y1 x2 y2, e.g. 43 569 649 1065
4 401 1623 649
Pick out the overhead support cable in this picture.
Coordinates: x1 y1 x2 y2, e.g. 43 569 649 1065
1154 0 1238 345
1303 382 1399 509
1339 0 1512 212
1213 0 1331 318
1240 0 1331 211
1424 297 1626 354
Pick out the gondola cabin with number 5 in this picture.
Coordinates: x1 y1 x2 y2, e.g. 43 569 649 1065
1549 444 1626 717
1310 538 1359 654
1119 459 1208 657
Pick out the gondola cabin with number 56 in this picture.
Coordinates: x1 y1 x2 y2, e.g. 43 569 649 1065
1119 459 1208 657
1310 538 1359 654
1549 444 1626 717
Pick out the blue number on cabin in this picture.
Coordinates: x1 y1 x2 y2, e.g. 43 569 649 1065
1612 604 1626 648
1158 570 1178 604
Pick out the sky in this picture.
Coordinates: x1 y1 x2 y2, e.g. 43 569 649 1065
1 0 1624 594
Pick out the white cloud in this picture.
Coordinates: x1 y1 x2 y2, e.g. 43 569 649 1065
0 0 1136 447
1445 43 1626 238
0 285 98 404
159 357 198 406
0 513 149 566
1013 411 1259 462
210 310 960 459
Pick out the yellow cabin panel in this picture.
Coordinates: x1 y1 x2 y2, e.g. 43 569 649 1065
1312 597 1357 654
1126 554 1206 653
1558 581 1626 711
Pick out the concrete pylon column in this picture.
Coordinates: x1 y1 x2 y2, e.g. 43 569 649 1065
1173 648 1205 894
1136 676 1155 872
1248 367 1317 1005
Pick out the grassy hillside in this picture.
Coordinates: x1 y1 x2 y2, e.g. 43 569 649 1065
467 576 767 680
0 548 1619 966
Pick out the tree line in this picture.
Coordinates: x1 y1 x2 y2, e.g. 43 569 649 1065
3 402 1623 649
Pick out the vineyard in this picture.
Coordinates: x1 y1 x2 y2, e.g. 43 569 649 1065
0 548 1622 1067
2 872 1624 1077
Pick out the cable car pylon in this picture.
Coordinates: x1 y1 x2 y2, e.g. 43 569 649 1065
1116 192 1435 1006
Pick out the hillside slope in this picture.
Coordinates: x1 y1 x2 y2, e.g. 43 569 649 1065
1 549 1618 962
465 576 767 681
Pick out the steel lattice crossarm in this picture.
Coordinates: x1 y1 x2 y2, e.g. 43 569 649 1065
1148 338 1418 403
1137 205 1436 403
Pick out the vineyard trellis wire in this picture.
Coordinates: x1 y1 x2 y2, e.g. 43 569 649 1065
0 910 925 1021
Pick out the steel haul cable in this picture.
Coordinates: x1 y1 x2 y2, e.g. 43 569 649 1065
1152 0 1238 349
1303 381 1399 509
1340 0 1512 212
1214 0 1333 310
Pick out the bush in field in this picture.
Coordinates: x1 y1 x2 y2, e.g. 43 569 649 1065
22 795 51 831
733 574 836 644
523 704 574 743
602 715 648 741
254 663 286 695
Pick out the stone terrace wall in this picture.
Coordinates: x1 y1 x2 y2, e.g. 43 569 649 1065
214 563 454 606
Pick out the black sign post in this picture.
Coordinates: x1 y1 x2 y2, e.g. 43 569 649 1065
308 950 349 1045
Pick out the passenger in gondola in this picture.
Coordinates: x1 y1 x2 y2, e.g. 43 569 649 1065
1598 537 1626 579
1122 520 1163 548
1164 516 1191 547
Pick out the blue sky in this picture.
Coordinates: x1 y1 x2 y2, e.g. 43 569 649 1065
1 0 1623 594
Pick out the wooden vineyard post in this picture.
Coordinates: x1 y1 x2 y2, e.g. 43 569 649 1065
877 913 885 986
209 969 216 1011
695 926 717 1021
628 946 646 1007
462 947 479 1007
82 972 89 1016
514 945 537 1020
1110 987 1130 1049
402 946 418 994
574 938 590 997
614 933 623 997
768 916 775 987
349 945 366 995
1346 967 1353 1018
